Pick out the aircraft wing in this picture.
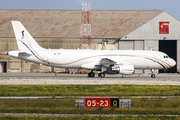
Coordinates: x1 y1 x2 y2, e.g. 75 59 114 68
99 57 130 67
81 57 130 69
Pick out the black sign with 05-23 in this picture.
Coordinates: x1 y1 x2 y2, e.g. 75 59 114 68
111 98 119 108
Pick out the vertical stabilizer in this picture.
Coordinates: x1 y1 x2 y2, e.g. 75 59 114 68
11 21 42 51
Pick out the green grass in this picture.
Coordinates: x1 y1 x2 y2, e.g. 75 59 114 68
1 85 180 118
1 116 180 120
0 85 180 96
0 98 180 115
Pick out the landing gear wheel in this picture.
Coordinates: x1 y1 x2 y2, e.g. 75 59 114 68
150 69 156 78
88 72 95 77
151 74 156 78
98 73 105 78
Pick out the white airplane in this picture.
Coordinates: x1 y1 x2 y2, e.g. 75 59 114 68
8 21 176 78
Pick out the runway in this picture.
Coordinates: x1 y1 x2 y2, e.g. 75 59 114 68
0 73 180 85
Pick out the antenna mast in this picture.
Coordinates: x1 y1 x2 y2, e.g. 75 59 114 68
77 0 93 49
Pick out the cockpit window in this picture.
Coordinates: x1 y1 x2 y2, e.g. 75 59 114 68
164 55 169 58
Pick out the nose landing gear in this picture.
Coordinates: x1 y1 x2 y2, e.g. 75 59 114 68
151 74 156 78
150 69 156 78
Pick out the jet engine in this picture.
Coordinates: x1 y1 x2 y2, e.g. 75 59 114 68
111 65 135 75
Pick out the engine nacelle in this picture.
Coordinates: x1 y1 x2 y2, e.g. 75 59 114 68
112 65 135 75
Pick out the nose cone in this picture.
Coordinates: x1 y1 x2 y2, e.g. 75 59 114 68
170 59 176 67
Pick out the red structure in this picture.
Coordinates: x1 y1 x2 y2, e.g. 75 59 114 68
159 22 169 34
77 0 93 49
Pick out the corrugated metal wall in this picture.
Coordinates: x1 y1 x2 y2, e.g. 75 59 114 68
0 38 17 52
119 40 144 50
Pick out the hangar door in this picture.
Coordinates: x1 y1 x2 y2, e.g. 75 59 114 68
0 62 7 73
159 40 177 73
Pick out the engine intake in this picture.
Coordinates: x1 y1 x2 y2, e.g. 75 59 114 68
112 65 135 75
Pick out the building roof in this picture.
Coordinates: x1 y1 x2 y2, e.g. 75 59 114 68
0 10 163 38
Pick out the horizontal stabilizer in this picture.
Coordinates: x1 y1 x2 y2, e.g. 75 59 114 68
8 50 32 58
18 52 32 56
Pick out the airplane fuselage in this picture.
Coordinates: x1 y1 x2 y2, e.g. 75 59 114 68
9 49 175 70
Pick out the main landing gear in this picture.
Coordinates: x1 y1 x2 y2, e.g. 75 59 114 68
98 73 105 78
88 71 105 78
88 72 95 77
150 69 156 78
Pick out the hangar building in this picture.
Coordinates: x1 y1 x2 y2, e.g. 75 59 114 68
0 10 179 73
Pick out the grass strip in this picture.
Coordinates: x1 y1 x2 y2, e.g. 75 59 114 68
1 116 180 120
0 85 180 96
0 98 180 115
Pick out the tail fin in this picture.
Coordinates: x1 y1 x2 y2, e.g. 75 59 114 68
11 21 42 51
